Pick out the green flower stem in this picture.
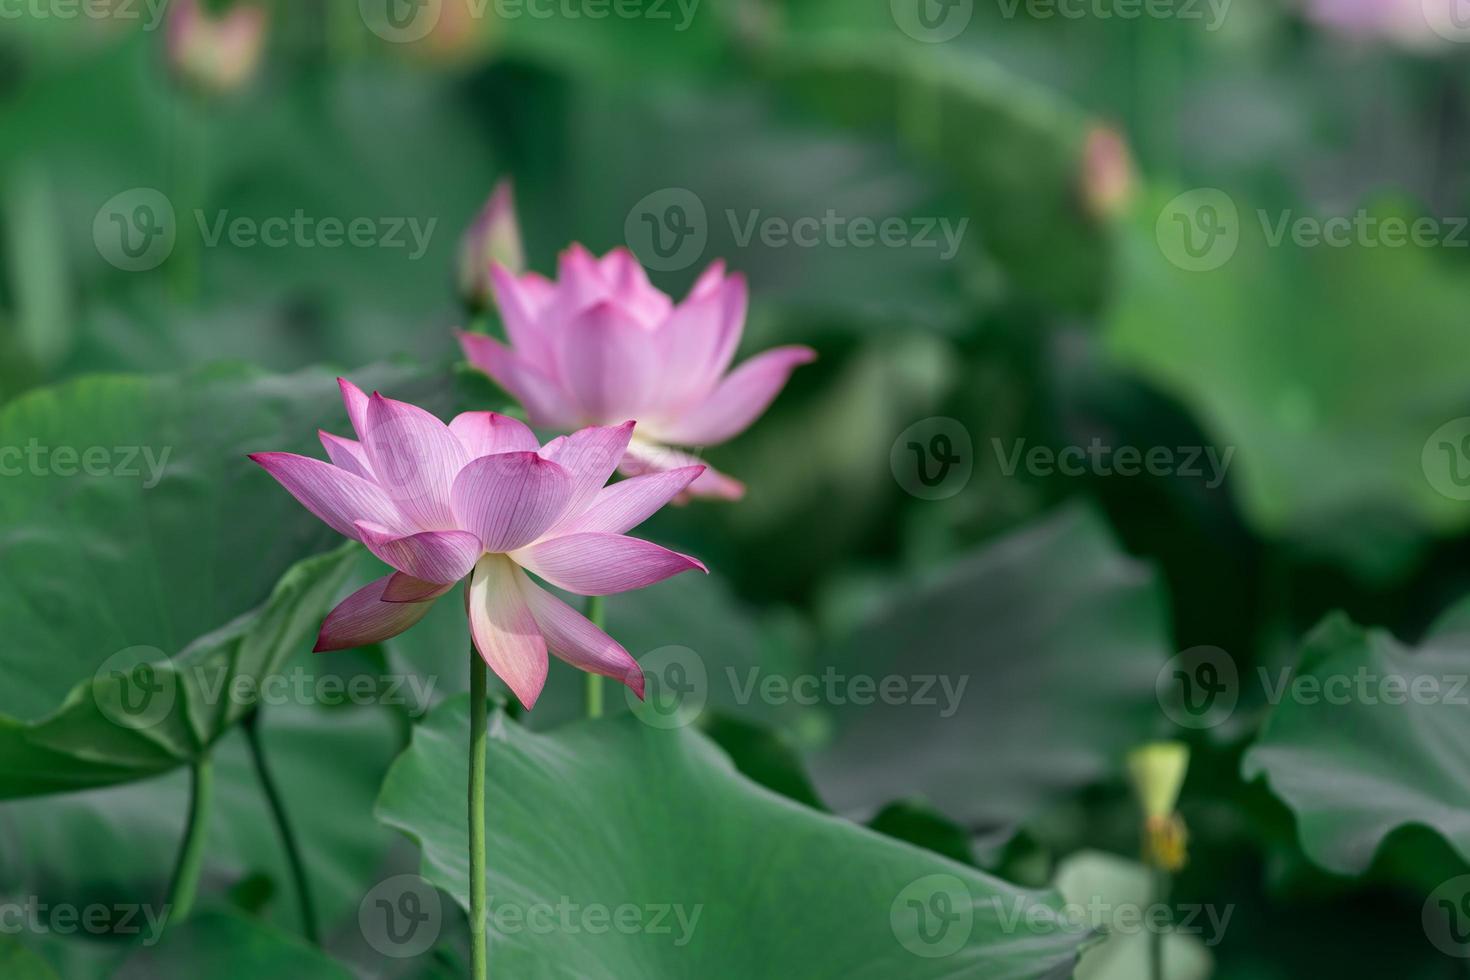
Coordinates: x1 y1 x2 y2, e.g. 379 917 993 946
585 595 606 718
1150 866 1170 980
243 710 320 945
469 643 489 980
164 755 214 929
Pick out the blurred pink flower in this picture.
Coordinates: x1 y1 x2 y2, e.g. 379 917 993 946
250 379 706 709
458 179 525 311
166 0 269 94
1298 0 1452 48
459 245 815 500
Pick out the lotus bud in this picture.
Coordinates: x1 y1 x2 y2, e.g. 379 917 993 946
166 0 268 95
1127 741 1190 872
1080 124 1135 220
458 180 525 312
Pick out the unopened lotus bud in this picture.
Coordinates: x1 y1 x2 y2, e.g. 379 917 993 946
1080 124 1135 219
166 0 268 95
458 179 524 311
1128 742 1190 871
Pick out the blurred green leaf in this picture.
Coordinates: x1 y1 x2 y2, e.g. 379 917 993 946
1242 598 1470 877
0 361 446 796
807 505 1171 827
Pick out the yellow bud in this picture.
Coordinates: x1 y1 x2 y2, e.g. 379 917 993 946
1126 741 1190 821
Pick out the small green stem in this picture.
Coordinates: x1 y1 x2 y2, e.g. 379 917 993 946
469 643 489 980
1149 866 1170 980
244 711 320 945
585 595 605 718
164 755 214 929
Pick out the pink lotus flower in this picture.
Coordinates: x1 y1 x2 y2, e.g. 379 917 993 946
166 0 269 94
458 245 814 500
249 379 707 709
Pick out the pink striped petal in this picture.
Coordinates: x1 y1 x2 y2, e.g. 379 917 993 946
361 393 468 531
314 575 440 652
489 265 556 370
468 555 548 710
448 411 540 459
451 452 573 552
655 345 814 446
318 430 372 480
703 272 748 390
458 331 581 429
598 247 671 327
382 573 457 603
555 302 659 422
657 273 747 409
520 575 644 698
620 441 745 502
249 452 406 540
338 377 370 439
687 259 727 302
537 422 634 523
355 522 482 584
512 532 706 596
555 466 704 535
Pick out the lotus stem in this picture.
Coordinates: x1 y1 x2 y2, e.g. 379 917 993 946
164 755 214 929
244 709 320 945
469 641 489 980
585 595 605 718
